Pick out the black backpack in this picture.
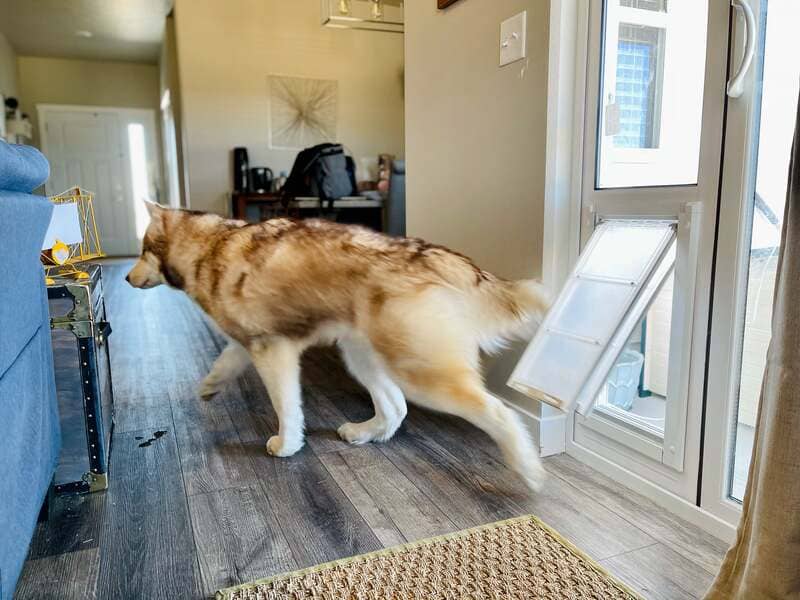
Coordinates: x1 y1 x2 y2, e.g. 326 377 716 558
282 143 357 212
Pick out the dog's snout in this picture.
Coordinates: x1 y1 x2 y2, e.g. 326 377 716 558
125 273 131 283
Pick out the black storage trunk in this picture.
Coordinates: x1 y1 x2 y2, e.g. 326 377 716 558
47 264 114 494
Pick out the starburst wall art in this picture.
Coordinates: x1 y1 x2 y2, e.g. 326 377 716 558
269 75 339 150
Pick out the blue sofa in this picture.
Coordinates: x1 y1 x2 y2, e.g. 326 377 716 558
0 141 60 599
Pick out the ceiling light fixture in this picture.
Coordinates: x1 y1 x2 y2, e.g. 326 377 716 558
75 30 93 38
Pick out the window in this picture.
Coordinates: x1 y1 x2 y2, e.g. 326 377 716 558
597 0 708 188
612 24 664 149
619 0 667 11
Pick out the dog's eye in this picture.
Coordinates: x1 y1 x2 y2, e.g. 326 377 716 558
140 249 159 265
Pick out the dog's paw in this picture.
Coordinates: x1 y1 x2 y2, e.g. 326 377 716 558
337 421 384 445
198 377 222 401
266 435 303 457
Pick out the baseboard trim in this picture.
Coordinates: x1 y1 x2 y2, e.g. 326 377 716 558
495 395 567 457
567 441 737 543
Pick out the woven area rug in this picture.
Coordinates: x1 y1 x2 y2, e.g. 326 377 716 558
216 515 642 600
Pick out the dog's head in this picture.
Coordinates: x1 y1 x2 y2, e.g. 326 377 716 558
126 201 170 289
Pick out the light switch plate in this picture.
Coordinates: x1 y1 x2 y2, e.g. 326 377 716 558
500 11 527 67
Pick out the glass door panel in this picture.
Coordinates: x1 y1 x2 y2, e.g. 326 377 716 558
573 0 729 501
595 271 674 439
727 0 800 502
597 0 709 188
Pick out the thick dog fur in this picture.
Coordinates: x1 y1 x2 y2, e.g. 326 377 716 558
127 204 550 490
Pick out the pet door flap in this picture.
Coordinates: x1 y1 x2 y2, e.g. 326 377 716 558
508 219 677 413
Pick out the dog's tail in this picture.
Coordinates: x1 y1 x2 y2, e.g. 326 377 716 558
471 278 550 354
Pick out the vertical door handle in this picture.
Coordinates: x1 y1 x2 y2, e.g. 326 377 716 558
727 0 756 98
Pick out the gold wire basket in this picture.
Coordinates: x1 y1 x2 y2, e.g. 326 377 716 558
41 187 105 284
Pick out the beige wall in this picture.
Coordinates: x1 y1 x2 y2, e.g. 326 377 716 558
405 0 548 281
173 0 405 214
405 1 549 409
17 56 160 147
0 32 17 100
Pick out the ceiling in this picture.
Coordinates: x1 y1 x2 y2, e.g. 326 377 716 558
0 0 173 64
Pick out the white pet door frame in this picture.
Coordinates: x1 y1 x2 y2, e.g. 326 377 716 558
509 218 676 413
538 0 730 505
510 205 702 473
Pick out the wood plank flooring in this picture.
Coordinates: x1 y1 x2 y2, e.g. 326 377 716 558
15 261 727 599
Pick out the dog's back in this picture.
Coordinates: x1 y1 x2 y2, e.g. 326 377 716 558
187 217 547 353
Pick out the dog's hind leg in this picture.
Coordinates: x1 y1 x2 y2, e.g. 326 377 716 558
403 366 546 492
250 339 305 457
198 341 251 400
336 336 407 444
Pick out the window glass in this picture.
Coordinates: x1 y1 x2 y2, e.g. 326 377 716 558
597 0 708 188
620 0 667 11
728 0 800 502
595 272 673 438
613 24 664 149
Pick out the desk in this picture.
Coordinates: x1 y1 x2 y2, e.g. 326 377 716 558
231 191 284 221
231 191 385 230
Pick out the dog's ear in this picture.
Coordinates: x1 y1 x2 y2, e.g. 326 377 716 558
143 199 166 218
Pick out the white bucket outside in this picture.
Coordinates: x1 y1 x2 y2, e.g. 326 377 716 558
606 349 644 411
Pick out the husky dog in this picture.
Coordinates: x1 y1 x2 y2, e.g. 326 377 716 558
127 203 549 490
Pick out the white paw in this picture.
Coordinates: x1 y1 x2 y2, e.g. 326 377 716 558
337 420 391 445
198 376 223 401
266 435 303 457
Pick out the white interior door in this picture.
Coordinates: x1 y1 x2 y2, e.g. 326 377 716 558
40 105 161 256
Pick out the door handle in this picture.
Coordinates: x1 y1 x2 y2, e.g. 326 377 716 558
727 0 756 98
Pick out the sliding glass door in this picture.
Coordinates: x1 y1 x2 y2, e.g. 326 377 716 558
509 0 796 526
702 0 800 523
565 0 731 502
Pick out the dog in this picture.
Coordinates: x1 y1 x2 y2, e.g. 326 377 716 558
126 202 549 490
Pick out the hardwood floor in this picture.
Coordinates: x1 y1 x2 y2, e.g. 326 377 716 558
16 261 728 599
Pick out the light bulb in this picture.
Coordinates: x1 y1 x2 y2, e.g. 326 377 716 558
338 0 350 14
372 0 384 19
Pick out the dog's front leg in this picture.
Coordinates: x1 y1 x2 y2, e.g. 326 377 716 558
250 339 305 457
199 341 251 400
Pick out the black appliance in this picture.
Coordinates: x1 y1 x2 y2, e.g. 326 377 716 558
233 147 249 192
250 167 274 193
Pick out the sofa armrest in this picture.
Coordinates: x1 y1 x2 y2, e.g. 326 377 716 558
0 141 50 193
0 192 54 378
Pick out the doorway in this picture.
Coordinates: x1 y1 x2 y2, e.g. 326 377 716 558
565 0 729 504
39 105 162 256
552 0 798 530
